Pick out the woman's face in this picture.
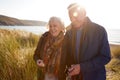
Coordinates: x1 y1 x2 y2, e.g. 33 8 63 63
49 20 62 37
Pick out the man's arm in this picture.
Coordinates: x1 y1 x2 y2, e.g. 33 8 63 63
80 29 111 72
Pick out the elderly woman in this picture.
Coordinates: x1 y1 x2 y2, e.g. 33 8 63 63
33 17 65 80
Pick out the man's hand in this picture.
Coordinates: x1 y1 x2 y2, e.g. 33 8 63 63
36 59 45 67
68 64 80 76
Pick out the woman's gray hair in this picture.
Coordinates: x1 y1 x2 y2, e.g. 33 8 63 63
47 16 65 32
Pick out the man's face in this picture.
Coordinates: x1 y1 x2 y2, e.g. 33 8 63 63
68 7 86 27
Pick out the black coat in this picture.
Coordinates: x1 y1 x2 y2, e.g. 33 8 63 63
59 17 111 80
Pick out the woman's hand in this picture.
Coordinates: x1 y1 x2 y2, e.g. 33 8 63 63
37 59 45 67
68 64 80 76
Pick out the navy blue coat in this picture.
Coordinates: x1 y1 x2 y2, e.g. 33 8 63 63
59 17 111 80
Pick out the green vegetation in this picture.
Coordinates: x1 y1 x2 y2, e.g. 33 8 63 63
106 45 120 80
0 29 40 80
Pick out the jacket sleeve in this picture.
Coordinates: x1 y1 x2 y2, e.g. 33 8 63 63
80 29 111 72
58 32 70 80
33 36 44 62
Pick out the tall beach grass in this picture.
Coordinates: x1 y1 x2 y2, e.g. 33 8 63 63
0 29 120 80
106 44 120 80
0 29 40 80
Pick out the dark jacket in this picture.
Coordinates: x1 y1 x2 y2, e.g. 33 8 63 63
33 32 48 62
59 17 111 80
33 32 49 80
34 32 64 80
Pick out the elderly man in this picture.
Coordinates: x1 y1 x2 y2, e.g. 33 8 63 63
59 3 111 80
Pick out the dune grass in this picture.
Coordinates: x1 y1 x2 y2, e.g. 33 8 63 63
106 45 120 80
0 29 120 80
0 29 40 80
